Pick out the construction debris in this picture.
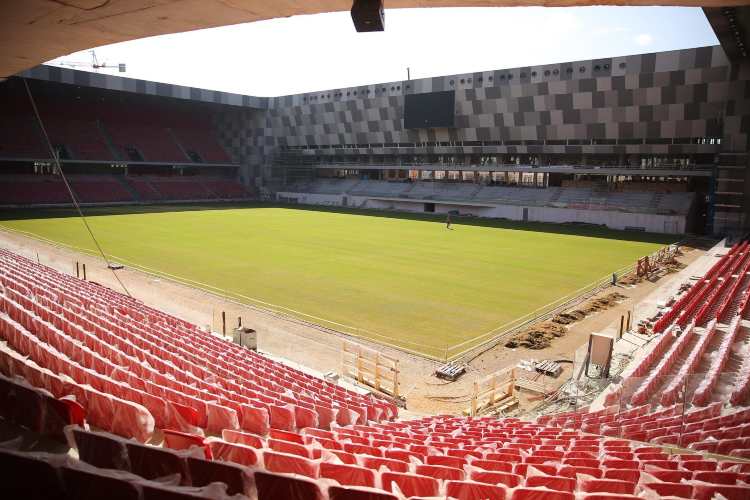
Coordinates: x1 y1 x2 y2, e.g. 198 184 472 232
504 292 626 350
504 322 566 350
435 362 466 381
515 378 552 395
535 360 562 377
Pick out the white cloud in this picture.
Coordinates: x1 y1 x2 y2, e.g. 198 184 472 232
634 33 654 46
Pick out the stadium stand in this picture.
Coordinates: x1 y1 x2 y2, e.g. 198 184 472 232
201 179 253 199
5 412 750 499
0 116 48 159
0 248 396 442
543 239 750 456
34 94 115 161
348 181 414 198
0 175 70 204
173 127 233 164
104 121 187 163
125 177 165 202
282 179 695 216
0 79 234 165
43 118 114 161
0 81 47 159
1 241 750 499
69 175 134 203
0 175 251 205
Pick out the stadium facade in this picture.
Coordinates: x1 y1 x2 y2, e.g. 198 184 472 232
2 44 749 235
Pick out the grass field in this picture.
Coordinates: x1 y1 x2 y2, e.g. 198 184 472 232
0 204 674 359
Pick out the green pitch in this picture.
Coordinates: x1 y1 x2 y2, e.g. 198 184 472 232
0 205 673 359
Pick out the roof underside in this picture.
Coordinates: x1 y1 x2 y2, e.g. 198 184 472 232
2 1 749 80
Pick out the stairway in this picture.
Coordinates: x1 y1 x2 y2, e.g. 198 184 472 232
166 128 191 162
96 120 121 161
114 176 141 202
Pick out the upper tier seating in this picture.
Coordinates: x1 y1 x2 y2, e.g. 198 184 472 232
2 79 236 165
106 123 188 163
43 119 113 161
0 249 396 444
173 128 232 164
0 116 48 159
0 83 48 159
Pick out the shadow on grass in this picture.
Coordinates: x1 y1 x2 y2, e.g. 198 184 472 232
0 200 698 245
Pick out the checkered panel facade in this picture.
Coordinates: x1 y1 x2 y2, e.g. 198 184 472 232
256 46 745 156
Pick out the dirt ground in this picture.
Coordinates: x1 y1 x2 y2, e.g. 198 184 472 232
0 229 703 417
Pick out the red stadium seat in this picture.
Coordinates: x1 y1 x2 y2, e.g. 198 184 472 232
320 462 375 488
511 488 574 500
380 471 439 497
446 480 507 500
263 450 318 478
254 471 323 500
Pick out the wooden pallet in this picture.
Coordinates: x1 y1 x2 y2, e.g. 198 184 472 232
535 360 562 377
435 362 466 381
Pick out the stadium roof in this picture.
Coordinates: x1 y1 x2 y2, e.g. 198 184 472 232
1 1 748 80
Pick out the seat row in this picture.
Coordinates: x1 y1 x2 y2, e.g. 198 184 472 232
652 240 747 333
0 372 84 442
0 250 395 444
67 425 750 499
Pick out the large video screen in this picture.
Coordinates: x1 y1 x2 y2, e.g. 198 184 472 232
404 90 455 129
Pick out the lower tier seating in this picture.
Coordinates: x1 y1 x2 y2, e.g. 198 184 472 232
282 179 695 216
0 248 396 445
0 175 252 205
4 420 750 500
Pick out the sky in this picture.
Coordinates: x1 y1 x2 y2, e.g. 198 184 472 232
45 6 718 98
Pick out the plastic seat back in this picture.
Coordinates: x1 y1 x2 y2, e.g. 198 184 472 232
72 428 130 471
186 457 249 496
320 462 375 488
446 480 507 500
254 470 323 500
